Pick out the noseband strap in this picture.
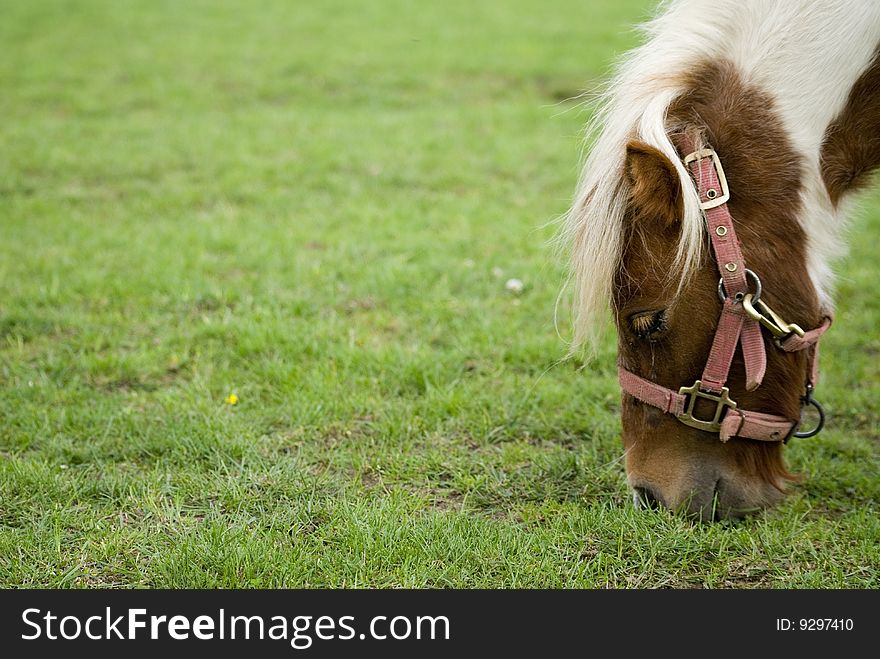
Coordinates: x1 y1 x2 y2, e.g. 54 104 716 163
617 137 832 443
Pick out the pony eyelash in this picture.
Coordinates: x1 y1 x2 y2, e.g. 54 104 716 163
631 310 667 337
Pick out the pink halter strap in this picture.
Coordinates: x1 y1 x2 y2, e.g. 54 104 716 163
617 137 832 443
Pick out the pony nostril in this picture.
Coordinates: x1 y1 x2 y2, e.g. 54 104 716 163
633 486 661 510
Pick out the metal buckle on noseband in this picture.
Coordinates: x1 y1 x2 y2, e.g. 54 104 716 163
683 148 730 209
677 380 737 432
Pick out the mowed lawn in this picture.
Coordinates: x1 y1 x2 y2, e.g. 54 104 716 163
1 0 878 588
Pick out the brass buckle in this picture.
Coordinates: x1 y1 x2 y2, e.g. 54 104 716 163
742 293 805 340
677 380 737 432
683 148 730 210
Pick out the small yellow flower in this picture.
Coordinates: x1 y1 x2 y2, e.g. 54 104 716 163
225 393 239 406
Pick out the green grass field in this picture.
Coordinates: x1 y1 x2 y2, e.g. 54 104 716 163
2 0 878 588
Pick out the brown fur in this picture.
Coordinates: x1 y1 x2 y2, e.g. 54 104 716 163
821 48 880 205
625 141 684 226
615 60 824 517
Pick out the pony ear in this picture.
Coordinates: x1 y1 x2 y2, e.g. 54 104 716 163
625 140 683 226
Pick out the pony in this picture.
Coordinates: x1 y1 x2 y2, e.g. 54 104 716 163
564 0 880 520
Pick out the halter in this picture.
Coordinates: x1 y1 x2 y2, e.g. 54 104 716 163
617 138 832 443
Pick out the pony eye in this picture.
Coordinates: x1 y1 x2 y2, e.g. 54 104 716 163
630 310 667 338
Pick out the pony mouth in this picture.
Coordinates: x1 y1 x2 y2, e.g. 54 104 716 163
631 481 758 521
632 486 662 510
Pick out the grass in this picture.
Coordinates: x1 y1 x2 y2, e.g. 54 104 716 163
1 0 878 588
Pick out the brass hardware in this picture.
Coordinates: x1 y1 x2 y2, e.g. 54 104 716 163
718 269 762 303
742 294 806 339
677 381 737 432
715 226 728 236
725 262 737 272
683 148 731 210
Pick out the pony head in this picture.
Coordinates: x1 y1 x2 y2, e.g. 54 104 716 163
564 0 879 519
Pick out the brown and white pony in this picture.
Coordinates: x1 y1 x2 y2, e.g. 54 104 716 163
564 0 880 519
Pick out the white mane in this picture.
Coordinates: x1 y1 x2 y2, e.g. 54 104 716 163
563 0 880 353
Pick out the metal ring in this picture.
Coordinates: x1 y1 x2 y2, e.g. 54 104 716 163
717 268 762 304
793 396 825 439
